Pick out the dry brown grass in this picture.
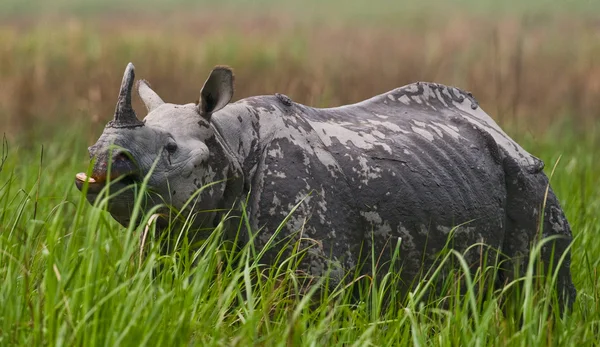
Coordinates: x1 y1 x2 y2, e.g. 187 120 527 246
1 10 599 141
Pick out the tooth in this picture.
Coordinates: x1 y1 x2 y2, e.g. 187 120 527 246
76 172 96 183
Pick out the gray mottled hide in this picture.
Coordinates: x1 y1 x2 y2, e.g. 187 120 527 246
77 68 576 311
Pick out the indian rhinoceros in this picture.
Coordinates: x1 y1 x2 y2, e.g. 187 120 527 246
75 63 576 310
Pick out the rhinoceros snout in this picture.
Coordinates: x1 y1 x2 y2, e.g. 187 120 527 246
75 150 139 194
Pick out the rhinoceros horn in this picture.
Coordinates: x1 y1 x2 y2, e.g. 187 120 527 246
107 62 144 128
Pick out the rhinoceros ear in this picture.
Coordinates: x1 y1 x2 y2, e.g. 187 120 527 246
136 79 164 113
198 66 234 120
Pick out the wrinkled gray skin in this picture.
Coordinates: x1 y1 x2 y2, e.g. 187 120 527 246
76 63 576 311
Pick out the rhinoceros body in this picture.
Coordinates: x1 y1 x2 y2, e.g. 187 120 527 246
76 63 576 310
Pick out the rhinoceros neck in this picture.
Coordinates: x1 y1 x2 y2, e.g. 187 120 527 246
210 101 267 176
211 95 309 186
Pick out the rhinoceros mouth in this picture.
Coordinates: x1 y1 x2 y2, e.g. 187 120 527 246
74 171 140 194
75 171 143 227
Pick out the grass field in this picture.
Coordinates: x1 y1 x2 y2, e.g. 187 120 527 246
1 0 600 345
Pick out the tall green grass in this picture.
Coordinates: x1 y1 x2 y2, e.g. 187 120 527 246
0 122 598 345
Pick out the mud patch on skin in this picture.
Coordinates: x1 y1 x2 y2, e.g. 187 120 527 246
352 156 383 185
411 126 435 141
360 210 392 239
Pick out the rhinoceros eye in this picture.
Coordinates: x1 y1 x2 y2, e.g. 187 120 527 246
165 141 178 153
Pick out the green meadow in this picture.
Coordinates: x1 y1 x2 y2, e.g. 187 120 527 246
1 0 599 345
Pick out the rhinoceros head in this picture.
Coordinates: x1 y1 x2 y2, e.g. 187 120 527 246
75 63 235 227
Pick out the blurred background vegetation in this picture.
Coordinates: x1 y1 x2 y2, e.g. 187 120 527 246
1 0 599 143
